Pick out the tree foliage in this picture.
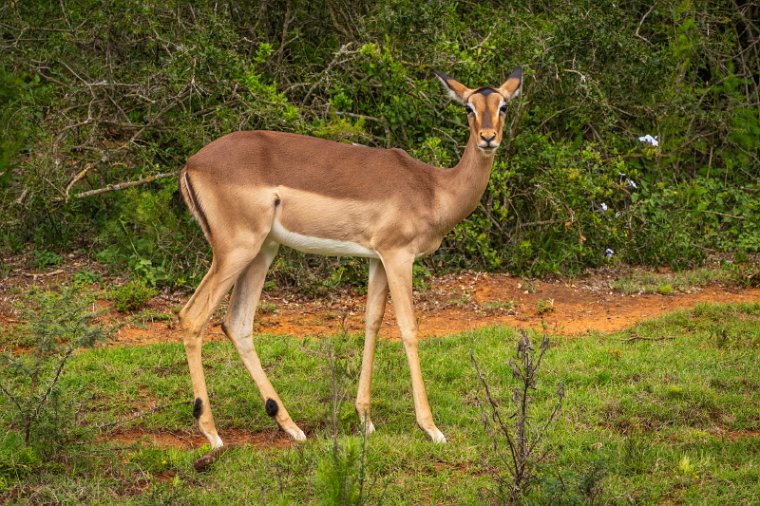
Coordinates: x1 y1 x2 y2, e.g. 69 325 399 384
1 0 757 282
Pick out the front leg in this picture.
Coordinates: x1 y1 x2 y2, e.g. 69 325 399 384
380 250 446 443
356 258 388 434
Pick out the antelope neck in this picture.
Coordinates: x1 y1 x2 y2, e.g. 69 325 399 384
434 136 495 232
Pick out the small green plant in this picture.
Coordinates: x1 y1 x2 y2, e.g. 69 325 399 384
128 446 189 474
536 299 555 315
622 433 648 474
541 459 609 505
412 263 432 292
31 249 62 269
72 269 102 286
258 302 278 315
675 454 706 483
482 299 516 312
112 279 157 313
657 283 674 295
314 333 387 506
0 432 43 487
727 259 760 287
0 288 108 447
316 436 374 506
471 331 565 505
445 292 473 308
131 309 175 325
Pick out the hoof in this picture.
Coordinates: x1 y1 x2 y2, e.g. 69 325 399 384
284 426 307 441
425 427 447 443
208 433 224 449
360 419 376 436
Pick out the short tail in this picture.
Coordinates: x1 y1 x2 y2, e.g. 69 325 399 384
179 166 212 242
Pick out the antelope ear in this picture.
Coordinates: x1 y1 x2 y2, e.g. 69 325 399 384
499 67 523 100
434 71 472 105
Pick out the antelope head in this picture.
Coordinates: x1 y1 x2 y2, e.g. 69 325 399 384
435 67 523 156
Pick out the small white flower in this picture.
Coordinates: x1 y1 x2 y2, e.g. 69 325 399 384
600 202 608 212
619 172 638 189
638 134 659 146
605 248 614 258
614 211 621 218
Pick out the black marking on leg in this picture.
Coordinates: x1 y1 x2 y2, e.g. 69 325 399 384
265 398 279 417
193 398 203 419
274 196 281 206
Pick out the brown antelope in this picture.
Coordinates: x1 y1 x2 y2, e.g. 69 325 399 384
178 68 522 448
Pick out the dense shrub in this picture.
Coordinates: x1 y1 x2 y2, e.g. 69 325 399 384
0 0 757 283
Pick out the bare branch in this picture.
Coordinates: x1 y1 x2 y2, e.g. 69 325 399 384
64 163 92 202
55 172 177 202
470 348 520 474
635 2 657 44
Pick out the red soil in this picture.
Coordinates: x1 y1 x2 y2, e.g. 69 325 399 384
1 256 758 346
109 272 759 345
102 427 294 450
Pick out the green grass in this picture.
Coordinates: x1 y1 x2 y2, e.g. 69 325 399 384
1 303 759 504
609 263 754 295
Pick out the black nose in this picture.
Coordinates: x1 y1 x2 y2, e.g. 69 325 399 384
480 133 496 143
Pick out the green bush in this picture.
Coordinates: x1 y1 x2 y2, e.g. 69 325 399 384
0 0 756 282
111 279 157 313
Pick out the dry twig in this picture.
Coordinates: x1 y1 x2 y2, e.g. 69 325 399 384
55 171 177 202
620 332 675 344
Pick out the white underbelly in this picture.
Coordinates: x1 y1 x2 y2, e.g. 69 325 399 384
270 218 379 258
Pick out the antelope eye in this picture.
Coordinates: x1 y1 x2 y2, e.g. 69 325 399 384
499 104 508 114
464 105 475 115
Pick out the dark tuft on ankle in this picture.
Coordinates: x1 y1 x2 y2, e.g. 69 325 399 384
265 398 279 417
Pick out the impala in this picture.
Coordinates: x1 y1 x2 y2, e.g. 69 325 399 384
178 68 522 448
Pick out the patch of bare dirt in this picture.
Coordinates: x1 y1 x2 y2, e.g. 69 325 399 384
101 427 294 450
1 255 758 347
198 273 759 341
725 430 760 441
109 272 758 344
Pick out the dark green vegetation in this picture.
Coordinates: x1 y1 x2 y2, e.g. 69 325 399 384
1 301 758 504
1 1 758 286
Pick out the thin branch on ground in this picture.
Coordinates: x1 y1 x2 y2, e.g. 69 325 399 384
620 332 675 344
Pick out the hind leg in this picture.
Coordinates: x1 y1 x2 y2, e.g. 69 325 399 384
222 240 306 441
179 246 261 448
